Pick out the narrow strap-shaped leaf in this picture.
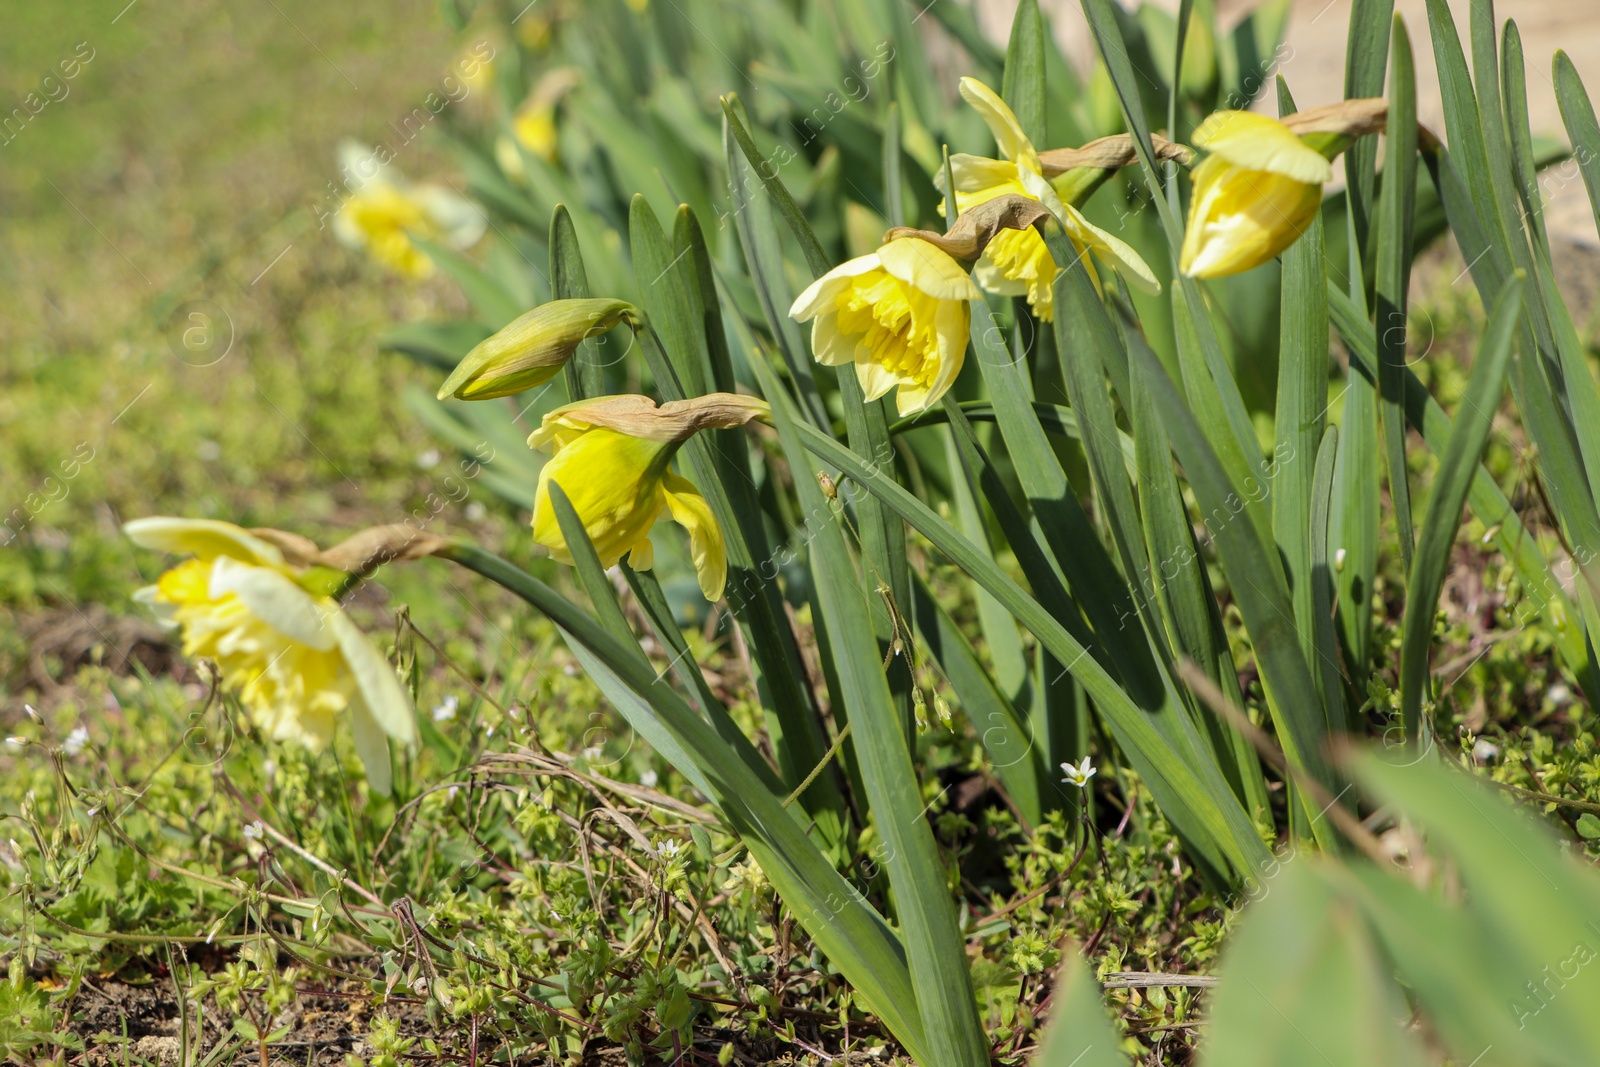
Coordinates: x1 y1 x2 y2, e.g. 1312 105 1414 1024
720 100 828 428
1376 14 1419 572
1341 0 1395 255
1031 952 1133 1067
408 235 526 327
1555 51 1600 243
944 431 1031 706
437 542 929 1062
550 205 604 401
1130 335 1270 820
1129 341 1338 842
968 298 1164 712
1399 277 1524 736
1308 428 1350 736
796 419 1273 880
720 94 829 276
883 101 905 230
1501 22 1549 256
1002 0 1047 146
1329 212 1380 687
674 205 737 395
545 481 638 648
628 195 703 399
754 338 991 1067
910 573 1045 826
1274 184 1332 667
1328 280 1596 694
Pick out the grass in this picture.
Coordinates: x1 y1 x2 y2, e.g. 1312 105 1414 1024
8 1 1600 1064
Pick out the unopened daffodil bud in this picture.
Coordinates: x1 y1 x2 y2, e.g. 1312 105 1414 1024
1179 111 1334 279
438 297 640 401
528 394 768 600
124 517 417 794
936 78 1159 321
789 237 981 416
331 141 486 279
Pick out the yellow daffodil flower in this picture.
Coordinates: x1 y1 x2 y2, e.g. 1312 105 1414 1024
495 70 578 180
529 394 768 600
1179 110 1333 279
125 518 417 794
332 141 486 279
941 77 1158 320
789 237 981 416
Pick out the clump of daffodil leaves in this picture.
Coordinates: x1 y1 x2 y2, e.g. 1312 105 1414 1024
130 72 1389 798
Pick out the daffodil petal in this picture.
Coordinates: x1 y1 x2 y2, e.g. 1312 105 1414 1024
347 694 393 796
790 253 884 320
811 314 856 367
877 238 983 302
1191 110 1332 183
855 360 901 403
1062 204 1161 295
207 557 338 651
330 609 415 746
124 517 287 568
958 77 1042 174
413 184 488 250
662 473 726 601
628 534 655 571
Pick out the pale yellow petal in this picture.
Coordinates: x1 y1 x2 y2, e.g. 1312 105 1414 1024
347 695 393 796
1062 204 1161 295
958 77 1042 174
855 359 901 403
627 535 656 571
124 517 286 568
877 238 983 302
1191 110 1332 183
662 473 727 601
207 557 338 651
331 609 416 746
811 314 857 367
790 253 883 321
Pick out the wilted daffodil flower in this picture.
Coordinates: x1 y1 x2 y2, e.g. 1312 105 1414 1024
529 394 768 600
1179 111 1334 279
789 237 981 416
438 297 640 400
331 140 486 279
940 77 1158 320
125 518 417 794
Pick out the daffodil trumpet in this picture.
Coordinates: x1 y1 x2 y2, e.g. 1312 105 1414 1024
528 393 769 600
124 518 420 795
1179 99 1389 279
438 298 641 400
935 76 1160 321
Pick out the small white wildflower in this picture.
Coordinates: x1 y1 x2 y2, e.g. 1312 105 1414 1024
63 726 90 756
1333 547 1347 571
24 704 40 723
1060 756 1097 788
640 769 658 788
563 663 578 677
86 807 99 817
582 744 604 762
432 694 459 722
447 785 461 801
506 704 523 720
242 821 265 840
655 837 682 859
1550 683 1573 707
1471 738 1501 764
417 447 441 469
262 758 278 783
197 439 222 461
464 501 486 522
5 736 28 751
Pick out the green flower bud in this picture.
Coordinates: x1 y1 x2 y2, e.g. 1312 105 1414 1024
436 297 639 401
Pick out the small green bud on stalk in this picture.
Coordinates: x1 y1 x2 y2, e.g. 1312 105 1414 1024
437 297 640 400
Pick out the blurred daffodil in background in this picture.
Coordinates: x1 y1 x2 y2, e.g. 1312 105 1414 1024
495 68 579 178
125 518 416 794
1179 110 1333 279
789 236 981 416
528 394 768 600
940 77 1157 320
332 140 486 279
